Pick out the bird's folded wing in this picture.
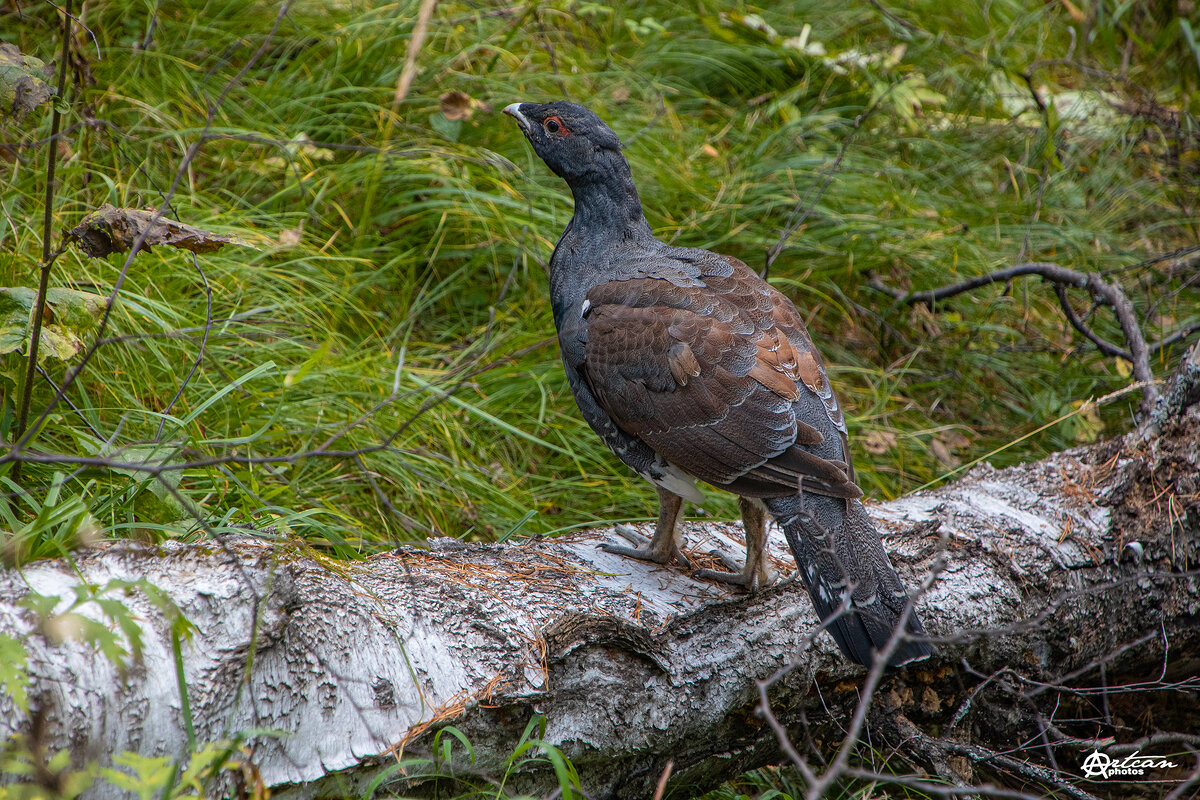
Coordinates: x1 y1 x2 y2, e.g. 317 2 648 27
579 256 860 499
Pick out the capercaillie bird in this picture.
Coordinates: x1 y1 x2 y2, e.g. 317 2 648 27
504 100 930 667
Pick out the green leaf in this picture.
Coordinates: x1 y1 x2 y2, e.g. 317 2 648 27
429 112 461 142
0 287 105 364
0 473 100 566
284 337 333 387
535 742 580 800
1044 98 1060 134
0 43 56 122
433 725 476 765
0 633 29 711
1181 19 1200 77
102 752 176 800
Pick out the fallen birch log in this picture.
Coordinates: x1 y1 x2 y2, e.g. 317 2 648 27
2 406 1198 799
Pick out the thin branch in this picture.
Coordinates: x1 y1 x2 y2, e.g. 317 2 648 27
1162 748 1200 800
1101 243 1200 276
840 767 1064 800
1053 282 1130 360
878 717 1104 800
1151 321 1200 356
391 0 437 110
867 262 1089 305
34 365 102 439
867 262 1160 415
865 0 922 36
801 566 941 800
0 332 558 481
1106 732 1200 755
15 0 73 458
139 0 163 50
35 0 101 58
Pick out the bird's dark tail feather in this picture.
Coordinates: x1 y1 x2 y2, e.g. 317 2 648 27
765 494 932 668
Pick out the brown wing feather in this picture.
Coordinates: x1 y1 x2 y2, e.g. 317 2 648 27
581 253 860 499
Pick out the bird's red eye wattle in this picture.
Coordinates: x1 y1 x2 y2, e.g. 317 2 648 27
543 116 568 135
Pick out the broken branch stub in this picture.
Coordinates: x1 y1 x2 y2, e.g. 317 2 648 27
67 204 242 258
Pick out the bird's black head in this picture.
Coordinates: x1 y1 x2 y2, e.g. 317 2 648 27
503 101 625 185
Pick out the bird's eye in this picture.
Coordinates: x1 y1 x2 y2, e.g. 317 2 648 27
544 116 564 134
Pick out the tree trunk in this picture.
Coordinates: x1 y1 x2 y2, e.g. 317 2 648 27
2 407 1198 800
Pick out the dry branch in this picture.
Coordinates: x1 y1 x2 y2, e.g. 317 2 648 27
66 204 243 258
867 262 1167 415
1 401 1198 799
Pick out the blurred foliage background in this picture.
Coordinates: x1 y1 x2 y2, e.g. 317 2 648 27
1 0 1197 562
2 0 1200 797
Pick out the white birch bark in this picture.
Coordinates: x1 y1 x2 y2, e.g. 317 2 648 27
2 409 1198 799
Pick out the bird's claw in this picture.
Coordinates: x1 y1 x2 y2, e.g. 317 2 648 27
600 524 691 568
693 563 776 593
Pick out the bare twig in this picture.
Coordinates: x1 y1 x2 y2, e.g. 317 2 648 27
801 567 939 800
1053 282 1130 360
139 0 163 50
880 717 1104 800
15 0 73 459
1101 243 1200 277
867 262 1160 415
392 0 437 110
1106 732 1200 755
869 262 1085 306
0 333 557 479
34 365 102 439
755 675 818 786
1152 321 1200 356
1162 748 1200 800
840 767 1065 799
36 0 101 58
866 0 922 35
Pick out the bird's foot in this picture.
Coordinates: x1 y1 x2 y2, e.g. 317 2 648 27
693 560 776 593
599 524 691 568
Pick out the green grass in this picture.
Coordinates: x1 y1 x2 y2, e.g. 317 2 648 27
1 0 1197 792
1 0 1196 551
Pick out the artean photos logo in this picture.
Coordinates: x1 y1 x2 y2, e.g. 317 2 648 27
1080 749 1181 781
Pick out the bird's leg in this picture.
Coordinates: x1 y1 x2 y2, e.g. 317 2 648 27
601 486 691 567
694 496 775 591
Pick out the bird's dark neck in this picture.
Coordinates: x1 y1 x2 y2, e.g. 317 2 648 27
565 154 653 241
548 152 658 328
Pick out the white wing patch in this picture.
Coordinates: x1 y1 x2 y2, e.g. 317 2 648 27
639 459 706 505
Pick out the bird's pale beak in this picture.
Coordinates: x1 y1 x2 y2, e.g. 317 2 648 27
502 102 529 130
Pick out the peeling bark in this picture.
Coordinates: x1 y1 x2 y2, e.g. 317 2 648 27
1 410 1198 799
